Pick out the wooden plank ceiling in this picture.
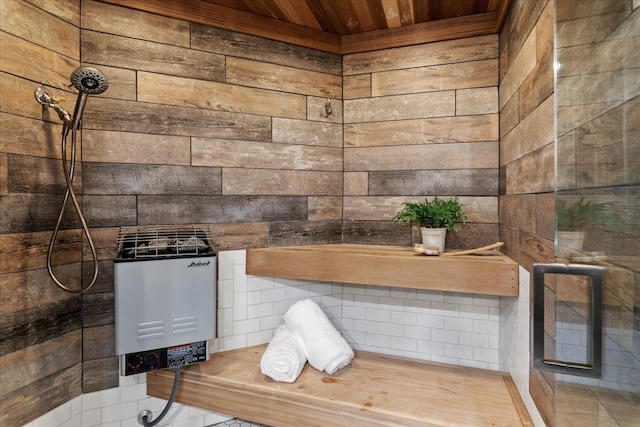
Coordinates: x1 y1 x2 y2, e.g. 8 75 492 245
98 0 512 54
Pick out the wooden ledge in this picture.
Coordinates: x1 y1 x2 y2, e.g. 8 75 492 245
246 244 518 297
147 345 533 427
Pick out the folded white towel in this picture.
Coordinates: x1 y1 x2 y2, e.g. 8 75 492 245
260 324 307 383
283 299 354 375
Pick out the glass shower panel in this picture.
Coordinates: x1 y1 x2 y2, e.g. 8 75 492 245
554 0 639 426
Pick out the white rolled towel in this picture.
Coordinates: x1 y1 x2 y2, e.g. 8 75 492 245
260 324 307 383
283 299 354 375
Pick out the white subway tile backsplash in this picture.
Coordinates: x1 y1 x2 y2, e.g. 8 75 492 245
416 289 444 302
473 347 499 364
488 334 499 349
352 294 379 306
233 292 248 320
83 388 120 411
431 328 459 344
343 305 366 319
416 313 445 329
343 283 366 295
365 286 391 297
218 279 234 308
459 331 488 348
218 308 234 336
81 408 101 427
390 336 416 352
232 249 246 264
474 319 499 335
101 401 138 424
233 264 248 292
445 343 473 360
247 302 274 319
459 304 489 319
365 333 391 348
285 285 310 300
389 287 417 300
378 297 405 311
366 307 390 322
430 301 460 316
248 330 274 346
261 288 287 302
310 283 334 295
235 318 261 334
260 314 282 330
378 322 403 336
217 252 234 280
247 290 262 305
390 310 416 325
119 382 146 404
416 340 445 356
403 325 430 340
444 292 475 305
473 294 501 307
444 316 474 332
354 319 378 333
248 276 274 291
219 334 247 351
403 299 431 312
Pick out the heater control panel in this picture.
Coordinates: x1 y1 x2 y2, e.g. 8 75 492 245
121 341 208 376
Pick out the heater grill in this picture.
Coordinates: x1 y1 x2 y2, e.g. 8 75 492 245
115 225 213 260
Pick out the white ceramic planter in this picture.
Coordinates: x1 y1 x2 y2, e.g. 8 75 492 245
420 227 447 252
557 230 585 257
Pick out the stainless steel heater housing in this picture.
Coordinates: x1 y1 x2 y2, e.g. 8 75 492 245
114 225 216 376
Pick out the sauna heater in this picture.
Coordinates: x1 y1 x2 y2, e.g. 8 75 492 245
114 226 216 376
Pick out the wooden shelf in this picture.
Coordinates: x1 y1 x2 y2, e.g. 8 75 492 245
147 345 533 427
246 244 518 297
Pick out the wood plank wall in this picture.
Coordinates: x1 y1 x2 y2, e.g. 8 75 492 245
342 34 501 247
2 1 508 425
0 1 84 426
498 0 556 424
78 0 344 402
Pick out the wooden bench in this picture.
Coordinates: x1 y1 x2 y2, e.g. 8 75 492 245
147 345 533 427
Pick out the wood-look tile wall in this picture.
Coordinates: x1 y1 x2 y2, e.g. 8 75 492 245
77 0 344 403
342 34 500 247
499 0 556 424
0 1 83 426
1 1 553 425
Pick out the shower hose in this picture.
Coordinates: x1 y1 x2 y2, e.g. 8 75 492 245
47 126 99 293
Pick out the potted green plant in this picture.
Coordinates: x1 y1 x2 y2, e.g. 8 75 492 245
556 197 610 255
392 196 467 252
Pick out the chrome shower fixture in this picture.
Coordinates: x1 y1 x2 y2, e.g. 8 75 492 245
34 66 108 132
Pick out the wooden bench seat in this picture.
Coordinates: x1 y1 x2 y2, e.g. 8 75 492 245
147 345 533 427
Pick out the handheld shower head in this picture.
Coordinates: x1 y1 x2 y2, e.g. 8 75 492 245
70 67 109 95
67 67 109 132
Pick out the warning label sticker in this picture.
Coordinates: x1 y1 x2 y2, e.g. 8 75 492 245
167 341 207 367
